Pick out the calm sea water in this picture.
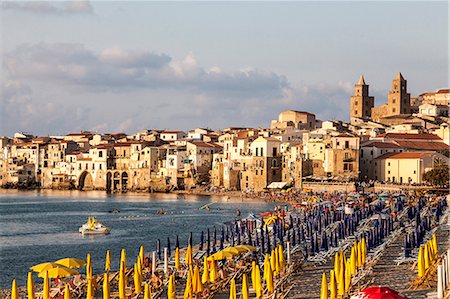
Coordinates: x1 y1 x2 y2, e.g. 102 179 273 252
0 190 275 288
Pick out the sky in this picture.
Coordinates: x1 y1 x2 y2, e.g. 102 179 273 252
1 1 448 136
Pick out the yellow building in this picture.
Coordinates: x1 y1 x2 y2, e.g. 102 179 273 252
375 151 448 184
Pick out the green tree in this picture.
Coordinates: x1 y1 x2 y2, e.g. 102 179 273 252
423 164 449 186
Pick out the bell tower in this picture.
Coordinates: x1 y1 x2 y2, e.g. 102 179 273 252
350 75 374 119
387 72 410 115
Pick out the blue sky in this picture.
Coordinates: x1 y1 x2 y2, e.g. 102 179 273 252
1 1 448 135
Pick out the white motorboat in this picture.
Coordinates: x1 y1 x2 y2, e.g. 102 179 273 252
79 216 111 235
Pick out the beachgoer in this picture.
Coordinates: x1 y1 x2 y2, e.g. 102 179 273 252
150 273 163 290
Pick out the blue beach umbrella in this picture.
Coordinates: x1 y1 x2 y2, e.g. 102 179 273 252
167 237 171 257
207 228 211 255
157 239 161 259
176 235 180 249
199 231 204 251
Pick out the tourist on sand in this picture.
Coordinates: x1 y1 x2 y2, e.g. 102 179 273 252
150 272 163 290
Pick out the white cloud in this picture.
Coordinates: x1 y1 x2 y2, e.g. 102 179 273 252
2 0 93 14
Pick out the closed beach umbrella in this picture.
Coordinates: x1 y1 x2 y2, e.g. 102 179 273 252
200 231 204 251
320 272 328 299
207 228 211 255
209 260 218 283
229 278 237 299
278 245 285 272
263 254 270 282
167 237 172 257
27 271 35 299
251 261 256 291
417 246 425 277
86 276 94 299
144 283 151 299
185 244 193 265
139 245 145 266
64 283 71 299
329 270 337 299
167 274 176 299
202 257 209 284
105 250 111 271
103 273 110 299
184 268 193 299
175 247 180 270
86 253 92 277
242 273 249 299
11 279 18 299
176 235 180 249
119 263 126 299
270 250 276 274
134 263 142 294
194 266 203 294
157 239 161 260
120 249 127 269
254 264 262 298
43 271 49 299
55 258 86 269
266 263 274 294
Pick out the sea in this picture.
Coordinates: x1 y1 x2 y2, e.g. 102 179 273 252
0 190 276 288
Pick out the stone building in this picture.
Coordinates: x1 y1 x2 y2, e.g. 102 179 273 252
270 110 317 130
350 75 374 119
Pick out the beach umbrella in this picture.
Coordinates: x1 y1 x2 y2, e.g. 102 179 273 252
185 244 193 265
255 264 263 298
139 245 145 266
176 235 180 248
320 272 328 299
86 253 92 279
207 228 211 255
38 267 79 278
119 262 126 299
345 261 351 292
64 283 71 299
167 237 172 257
55 258 86 269
334 252 340 279
263 254 270 282
220 235 224 251
189 232 193 247
338 260 345 296
200 231 204 251
237 231 241 245
417 246 425 277
202 257 209 284
208 251 237 261
11 279 18 299
278 245 285 272
350 286 408 299
184 268 193 299
242 273 249 299
330 270 337 299
105 250 111 271
86 275 94 299
27 272 35 299
193 266 203 294
214 227 217 246
424 243 430 270
251 261 256 290
270 250 276 274
229 278 237 299
157 239 161 260
30 262 61 273
103 273 110 299
175 247 180 270
144 283 152 299
168 274 176 299
134 263 142 294
120 249 126 270
210 260 218 283
266 262 274 294
42 271 49 299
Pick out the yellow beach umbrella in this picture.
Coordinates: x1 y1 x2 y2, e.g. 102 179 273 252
333 252 340 280
424 243 430 270
229 278 237 299
329 270 337 299
184 268 193 299
344 261 351 292
119 263 126 299
103 273 110 299
121 249 127 269
134 263 142 294
144 282 152 299
254 264 262 298
233 245 257 253
361 238 367 264
38 267 79 278
251 261 256 291
210 260 218 283
222 247 242 256
54 258 86 269
86 276 94 299
278 245 285 272
86 253 92 279
11 279 18 299
30 262 61 273
168 274 176 299
242 273 249 299
270 250 276 274
27 271 36 299
64 283 71 299
185 244 193 265
175 247 180 270
202 257 209 284
207 251 236 261
349 247 356 275
432 234 438 259
337 260 345 296
43 271 50 299
263 254 270 282
139 245 145 267
105 250 111 271
194 266 203 294
320 272 328 299
266 263 274 294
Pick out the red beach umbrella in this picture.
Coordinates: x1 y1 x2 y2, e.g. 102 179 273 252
351 286 409 299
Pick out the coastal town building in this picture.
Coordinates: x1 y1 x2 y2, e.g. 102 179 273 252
350 75 374 119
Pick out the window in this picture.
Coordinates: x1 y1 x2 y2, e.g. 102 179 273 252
388 170 390 174
392 99 396 104
260 148 264 156
345 141 349 149
388 162 390 166
272 169 276 176
256 148 259 156
413 170 416 174
255 170 258 175
344 153 350 160
393 108 396 113
272 160 277 168
99 164 102 170
354 110 358 115
272 148 277 156
370 150 373 156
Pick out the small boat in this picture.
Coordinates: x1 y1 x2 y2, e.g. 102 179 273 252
79 216 111 235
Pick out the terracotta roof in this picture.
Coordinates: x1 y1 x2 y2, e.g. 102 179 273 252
189 141 222 148
394 141 449 151
375 133 442 141
362 141 401 149
436 89 449 94
77 157 92 161
376 151 436 160
162 131 183 134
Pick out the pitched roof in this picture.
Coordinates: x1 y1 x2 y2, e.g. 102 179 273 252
357 75 366 85
376 151 435 160
394 141 449 151
375 133 442 141
362 141 401 149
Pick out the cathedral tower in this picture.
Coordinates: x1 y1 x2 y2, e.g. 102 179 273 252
350 75 374 119
387 72 410 115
